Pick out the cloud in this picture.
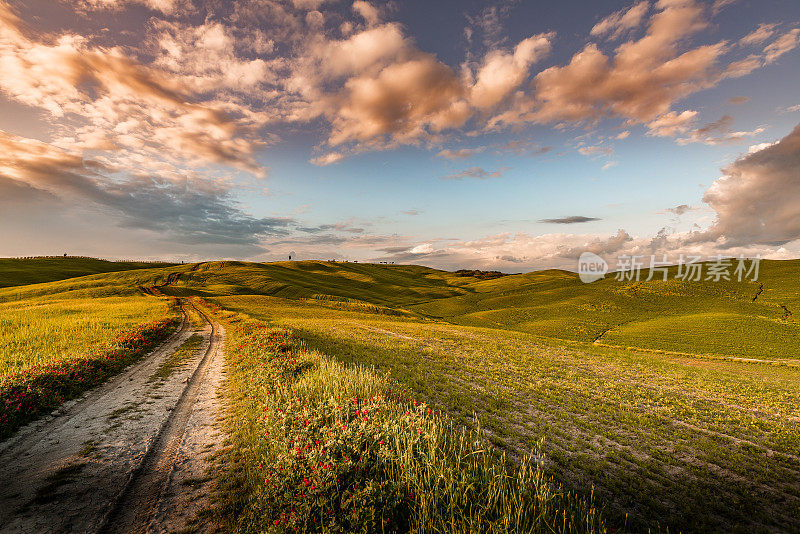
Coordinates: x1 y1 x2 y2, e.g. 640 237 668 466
711 0 737 14
602 161 618 170
74 0 188 15
443 166 511 180
437 147 485 160
496 254 525 263
5 0 797 168
726 96 750 105
590 1 650 41
578 145 614 157
496 140 554 156
465 3 516 49
293 0 326 10
675 115 765 145
352 1 380 26
146 19 276 94
490 1 798 135
518 0 725 125
0 2 266 173
0 131 291 246
740 23 779 46
646 110 698 137
402 209 421 216
748 141 776 153
540 216 601 224
615 130 630 139
292 22 472 149
310 152 344 166
469 32 554 110
662 204 698 216
701 121 800 246
764 29 800 63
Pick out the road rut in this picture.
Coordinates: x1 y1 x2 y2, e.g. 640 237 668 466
0 300 226 533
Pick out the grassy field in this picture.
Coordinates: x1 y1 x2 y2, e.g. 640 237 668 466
0 295 172 378
0 257 175 288
0 261 180 436
214 294 800 532
34 258 793 362
208 303 604 533
3 258 799 531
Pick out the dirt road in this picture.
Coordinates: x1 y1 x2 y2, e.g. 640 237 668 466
0 300 226 533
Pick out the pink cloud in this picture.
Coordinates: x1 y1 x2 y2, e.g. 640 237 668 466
590 1 650 41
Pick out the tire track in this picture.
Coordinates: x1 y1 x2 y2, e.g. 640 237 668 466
0 308 189 462
0 300 224 533
98 303 222 534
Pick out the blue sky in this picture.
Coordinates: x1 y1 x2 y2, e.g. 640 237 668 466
1 0 799 270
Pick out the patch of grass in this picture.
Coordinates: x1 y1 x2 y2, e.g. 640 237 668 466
106 403 137 421
182 475 212 487
149 334 204 382
208 304 604 533
78 439 100 457
1 317 178 437
215 294 800 533
0 295 174 378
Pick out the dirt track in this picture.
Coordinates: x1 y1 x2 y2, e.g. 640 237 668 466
0 300 226 533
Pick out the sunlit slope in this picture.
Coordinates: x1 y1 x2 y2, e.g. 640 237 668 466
0 265 185 302
152 260 475 306
0 262 179 377
0 260 475 310
410 260 800 359
6 258 798 360
0 257 175 288
0 295 171 377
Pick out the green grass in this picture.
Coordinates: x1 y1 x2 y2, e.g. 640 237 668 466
209 305 604 533
0 295 173 378
0 257 175 288
25 257 793 362
214 294 800 532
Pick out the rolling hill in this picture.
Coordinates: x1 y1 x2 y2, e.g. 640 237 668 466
0 257 177 288
9 258 792 362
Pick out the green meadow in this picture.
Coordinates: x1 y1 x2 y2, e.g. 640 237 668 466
0 257 175 288
2 257 799 532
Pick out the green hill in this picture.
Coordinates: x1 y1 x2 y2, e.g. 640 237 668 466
4 257 797 361
0 257 176 288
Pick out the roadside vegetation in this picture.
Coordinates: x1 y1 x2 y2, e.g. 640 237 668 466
207 302 605 533
3 258 799 532
0 313 179 437
0 295 173 377
215 293 800 532
0 265 181 438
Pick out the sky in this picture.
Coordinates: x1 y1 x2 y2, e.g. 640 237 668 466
1 0 799 272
